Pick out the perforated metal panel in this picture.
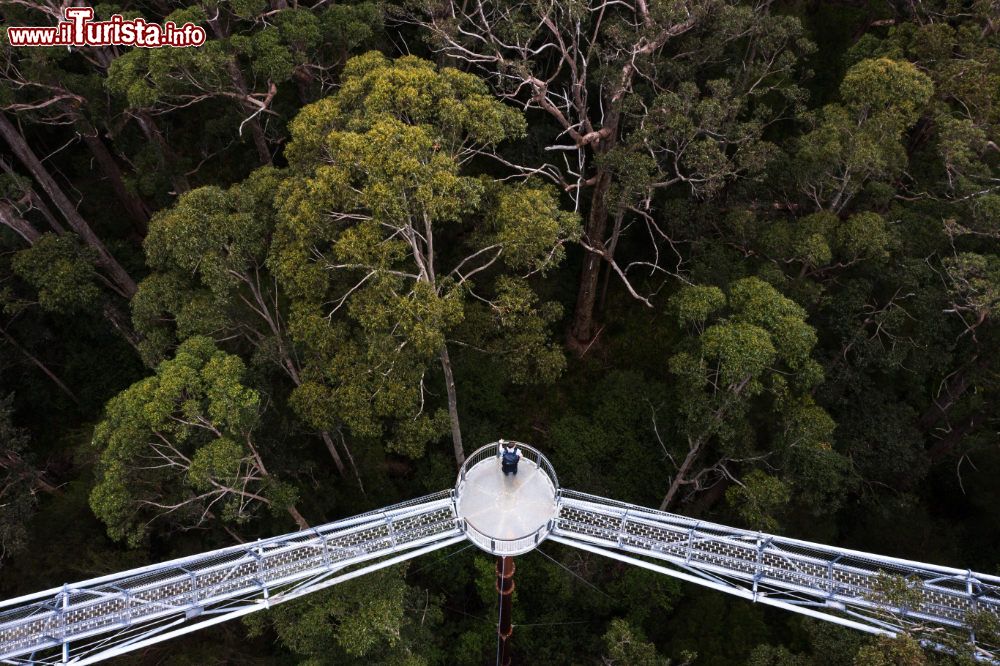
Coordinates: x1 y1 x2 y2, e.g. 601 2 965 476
552 490 1000 657
2 479 998 665
0 492 461 664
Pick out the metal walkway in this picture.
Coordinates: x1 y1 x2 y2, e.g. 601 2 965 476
550 489 1000 658
0 492 462 665
0 442 997 663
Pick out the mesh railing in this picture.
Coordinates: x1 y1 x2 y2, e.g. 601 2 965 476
553 492 1000 647
0 493 461 662
558 490 1000 587
6 452 999 663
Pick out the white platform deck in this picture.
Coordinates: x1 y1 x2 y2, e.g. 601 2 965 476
456 457 558 543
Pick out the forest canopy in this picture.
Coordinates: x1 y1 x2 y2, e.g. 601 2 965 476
1 0 999 664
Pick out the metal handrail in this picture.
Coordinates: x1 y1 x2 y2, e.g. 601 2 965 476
462 518 551 556
456 441 559 491
550 491 1000 655
0 495 461 661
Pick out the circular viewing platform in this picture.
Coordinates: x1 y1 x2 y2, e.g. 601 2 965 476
454 441 559 556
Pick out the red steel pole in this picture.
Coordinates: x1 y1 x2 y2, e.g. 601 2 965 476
496 556 515 665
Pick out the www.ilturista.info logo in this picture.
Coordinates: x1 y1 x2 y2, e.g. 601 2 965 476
6 7 206 48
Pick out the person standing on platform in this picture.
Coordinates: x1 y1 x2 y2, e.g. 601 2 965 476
498 440 522 476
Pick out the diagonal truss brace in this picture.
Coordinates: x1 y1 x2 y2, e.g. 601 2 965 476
3 479 1000 665
551 489 1000 661
0 491 462 665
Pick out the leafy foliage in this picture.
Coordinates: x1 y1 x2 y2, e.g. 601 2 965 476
2 1 1000 664
89 337 300 546
271 52 578 460
662 277 845 519
0 393 37 562
12 235 100 314
245 564 439 665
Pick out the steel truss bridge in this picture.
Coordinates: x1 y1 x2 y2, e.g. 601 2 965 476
1 442 997 664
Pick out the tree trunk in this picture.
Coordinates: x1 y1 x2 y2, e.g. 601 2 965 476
569 167 613 347
243 104 272 165
439 344 465 467
28 190 65 234
597 206 626 314
134 111 191 194
84 45 188 194
660 439 702 511
928 413 981 462
0 328 80 405
918 356 981 432
321 430 366 493
205 13 272 165
222 58 272 165
0 202 41 244
245 437 309 530
0 450 60 495
286 504 310 530
660 378 751 510
0 156 65 234
687 476 731 516
292 67 315 105
77 117 150 233
0 113 138 298
320 430 347 476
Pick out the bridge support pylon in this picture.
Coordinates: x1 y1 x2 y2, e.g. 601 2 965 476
496 556 515 666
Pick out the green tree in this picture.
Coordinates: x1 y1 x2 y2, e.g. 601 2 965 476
132 166 362 485
0 3 151 230
245 565 441 665
748 644 811 666
661 277 845 518
729 210 894 286
271 52 579 465
791 58 933 213
106 2 382 165
406 0 813 345
602 618 677 666
90 336 307 546
826 14 1000 475
853 635 927 666
11 234 101 315
0 173 138 391
0 113 138 299
857 8 1000 206
0 393 41 562
725 468 791 531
